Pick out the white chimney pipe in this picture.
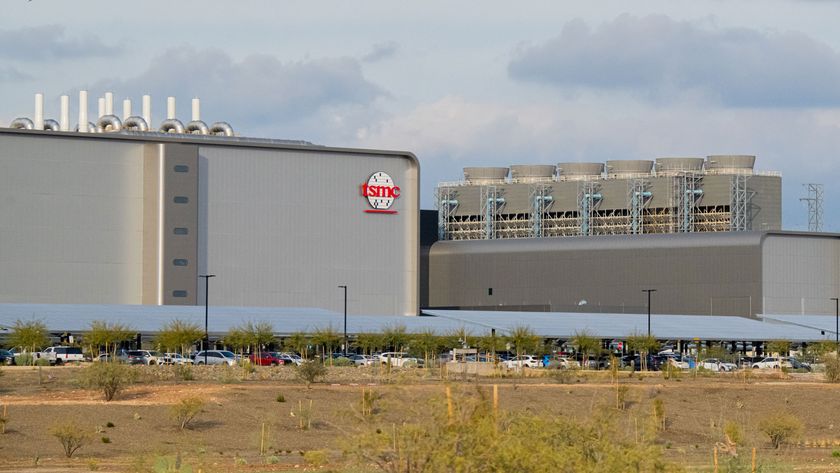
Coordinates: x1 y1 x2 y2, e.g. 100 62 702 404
97 98 105 119
142 95 151 127
60 95 69 131
105 92 114 116
79 90 89 133
166 96 176 120
191 98 200 121
122 99 132 120
34 93 44 130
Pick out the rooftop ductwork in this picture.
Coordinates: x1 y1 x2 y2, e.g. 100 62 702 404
43 119 60 131
705 155 756 175
510 164 556 183
463 167 509 184
10 118 34 130
96 115 122 133
210 121 234 137
159 119 185 134
186 120 209 134
122 116 149 132
557 162 604 181
655 157 705 176
606 160 654 178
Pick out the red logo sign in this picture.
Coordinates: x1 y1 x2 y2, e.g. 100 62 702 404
361 171 400 214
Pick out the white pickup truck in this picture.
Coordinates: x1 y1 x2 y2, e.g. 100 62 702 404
41 346 85 365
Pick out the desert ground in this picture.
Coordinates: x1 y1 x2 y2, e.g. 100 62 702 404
1 364 840 472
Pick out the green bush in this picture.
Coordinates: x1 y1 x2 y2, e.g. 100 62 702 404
170 397 204 430
100 436 110 444
832 450 840 458
105 422 115 428
175 364 194 381
49 420 89 458
824 356 840 383
333 357 353 367
303 450 328 467
759 412 803 449
724 420 743 445
78 362 136 401
296 361 327 388
276 393 286 403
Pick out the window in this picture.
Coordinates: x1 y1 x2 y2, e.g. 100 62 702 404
172 259 189 267
488 288 493 296
173 227 189 235
173 164 189 173
172 290 188 298
173 196 189 204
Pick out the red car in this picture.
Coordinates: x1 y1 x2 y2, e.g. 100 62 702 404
248 352 284 366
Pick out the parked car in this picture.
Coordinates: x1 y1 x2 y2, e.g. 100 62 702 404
0 349 14 365
379 352 423 367
126 350 162 365
161 353 194 365
248 352 284 366
752 357 782 369
552 357 580 369
349 354 377 366
504 355 541 369
41 346 85 365
700 358 737 372
785 357 812 371
193 350 237 366
273 352 303 366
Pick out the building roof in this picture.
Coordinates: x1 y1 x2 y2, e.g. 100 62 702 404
0 303 833 342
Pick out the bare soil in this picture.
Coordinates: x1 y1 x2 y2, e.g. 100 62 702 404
1 365 840 472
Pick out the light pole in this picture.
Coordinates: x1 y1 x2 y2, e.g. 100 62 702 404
832 298 839 355
642 289 657 337
200 274 216 366
338 285 347 357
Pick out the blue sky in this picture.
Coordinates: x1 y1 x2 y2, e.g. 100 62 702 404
2 0 839 229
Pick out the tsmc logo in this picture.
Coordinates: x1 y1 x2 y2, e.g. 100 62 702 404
361 171 400 214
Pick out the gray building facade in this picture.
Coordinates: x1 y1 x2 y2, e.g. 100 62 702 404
428 231 840 317
0 129 419 316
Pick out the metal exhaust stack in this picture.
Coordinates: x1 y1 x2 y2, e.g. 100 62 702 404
122 99 131 120
142 95 151 127
78 90 89 133
59 95 69 131
105 92 114 116
34 93 44 130
160 96 185 133
186 97 209 134
97 98 105 121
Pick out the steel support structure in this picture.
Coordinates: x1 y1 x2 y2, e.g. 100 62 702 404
578 181 602 236
671 172 702 233
529 184 553 238
729 174 754 231
435 187 458 240
628 179 652 235
800 183 824 232
480 186 504 239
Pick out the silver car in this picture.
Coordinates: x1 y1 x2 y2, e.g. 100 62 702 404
193 350 237 366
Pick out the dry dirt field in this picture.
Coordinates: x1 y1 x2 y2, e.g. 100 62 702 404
1 364 840 472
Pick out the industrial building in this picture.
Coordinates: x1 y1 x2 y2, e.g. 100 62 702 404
428 231 840 317
435 157 781 241
0 92 419 316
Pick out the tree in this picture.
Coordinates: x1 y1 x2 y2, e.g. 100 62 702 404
155 319 203 355
766 340 792 357
356 332 386 355
228 321 275 358
311 325 341 362
411 329 442 368
86 321 134 358
49 420 89 458
382 324 409 352
626 332 659 371
508 325 540 360
78 362 136 401
284 332 311 359
571 330 601 369
223 327 248 355
8 320 49 364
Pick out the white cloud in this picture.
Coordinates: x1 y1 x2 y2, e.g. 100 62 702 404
509 14 840 107
0 24 121 61
363 41 399 63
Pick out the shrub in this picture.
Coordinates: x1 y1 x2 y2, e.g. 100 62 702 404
100 436 111 444
724 420 743 445
832 449 840 458
276 393 286 403
78 362 136 401
296 361 327 388
105 422 115 428
333 357 353 367
303 450 328 467
175 364 194 381
759 412 803 449
652 398 666 431
170 397 204 430
615 385 629 410
824 356 840 383
49 420 90 458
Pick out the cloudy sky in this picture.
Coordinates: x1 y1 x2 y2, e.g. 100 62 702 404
2 0 839 229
